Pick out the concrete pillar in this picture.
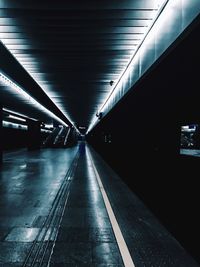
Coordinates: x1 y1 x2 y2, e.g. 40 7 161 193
27 120 41 150
53 120 59 128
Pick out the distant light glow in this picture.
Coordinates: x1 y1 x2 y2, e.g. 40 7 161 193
8 115 26 122
181 125 196 132
44 124 54 129
0 72 69 127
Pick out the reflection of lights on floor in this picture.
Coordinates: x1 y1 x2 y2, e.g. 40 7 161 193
86 157 106 228
19 164 27 170
87 148 135 267
5 227 39 242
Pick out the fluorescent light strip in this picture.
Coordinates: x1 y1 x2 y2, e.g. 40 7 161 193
8 115 26 122
41 129 52 133
0 72 69 127
3 120 28 130
0 39 75 128
3 108 37 122
44 124 54 129
87 148 135 267
87 0 169 133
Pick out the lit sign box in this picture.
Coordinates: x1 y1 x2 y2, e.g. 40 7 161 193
180 124 200 157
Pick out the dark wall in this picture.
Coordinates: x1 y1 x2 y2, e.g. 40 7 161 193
3 128 28 150
2 127 49 150
87 16 200 263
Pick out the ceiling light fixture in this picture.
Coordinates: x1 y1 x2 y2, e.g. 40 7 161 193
87 0 169 134
0 72 69 127
0 40 76 129
109 81 114 86
8 115 26 122
3 108 38 122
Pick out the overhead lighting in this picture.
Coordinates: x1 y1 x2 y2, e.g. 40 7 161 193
87 0 169 134
3 120 28 130
0 39 75 129
8 115 26 122
44 124 54 129
3 108 38 122
0 72 69 127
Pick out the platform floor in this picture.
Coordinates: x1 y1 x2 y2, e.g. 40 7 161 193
0 143 199 266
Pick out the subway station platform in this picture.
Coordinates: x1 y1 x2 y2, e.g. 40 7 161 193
0 143 199 267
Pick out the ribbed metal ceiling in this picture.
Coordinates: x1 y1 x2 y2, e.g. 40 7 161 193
0 0 163 129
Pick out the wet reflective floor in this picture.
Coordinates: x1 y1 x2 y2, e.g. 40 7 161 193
0 144 199 267
49 146 123 267
0 147 78 266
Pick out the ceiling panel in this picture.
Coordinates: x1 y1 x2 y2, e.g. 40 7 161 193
0 0 165 130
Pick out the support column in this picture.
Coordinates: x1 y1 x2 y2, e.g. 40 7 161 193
27 120 41 150
0 105 2 164
53 120 59 128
